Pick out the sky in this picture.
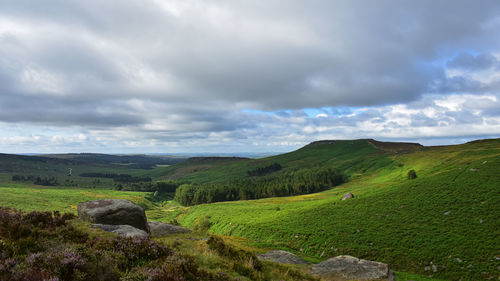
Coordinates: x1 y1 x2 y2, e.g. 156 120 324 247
0 0 499 154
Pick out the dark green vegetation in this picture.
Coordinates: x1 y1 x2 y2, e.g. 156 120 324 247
160 139 499 281
0 153 185 191
0 207 317 281
41 153 185 169
0 138 499 280
174 167 344 205
407 169 417 179
247 163 282 176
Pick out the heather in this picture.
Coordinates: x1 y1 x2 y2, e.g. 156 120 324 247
0 207 317 281
0 207 223 281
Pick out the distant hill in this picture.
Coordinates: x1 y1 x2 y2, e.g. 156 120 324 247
41 153 187 169
159 139 424 184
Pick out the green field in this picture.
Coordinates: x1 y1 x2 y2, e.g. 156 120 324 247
159 139 500 280
0 183 155 213
0 139 499 280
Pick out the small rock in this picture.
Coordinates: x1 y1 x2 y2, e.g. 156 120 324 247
257 250 309 264
479 219 484 224
469 168 478 172
341 193 354 200
148 221 191 237
311 255 395 281
467 264 473 268
444 211 451 215
92 224 148 237
482 161 487 164
455 258 463 263
432 264 437 272
424 266 431 271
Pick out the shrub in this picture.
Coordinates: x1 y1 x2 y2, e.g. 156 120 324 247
193 216 212 232
407 169 417 179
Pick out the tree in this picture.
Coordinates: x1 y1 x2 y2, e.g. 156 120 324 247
407 169 417 179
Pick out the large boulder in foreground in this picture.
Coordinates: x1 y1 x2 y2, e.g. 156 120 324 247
148 221 191 237
78 199 149 232
92 224 148 237
257 250 309 265
310 255 396 281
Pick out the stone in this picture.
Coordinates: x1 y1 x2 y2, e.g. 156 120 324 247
444 211 451 215
257 250 309 265
93 224 148 237
431 264 437 272
342 193 354 200
78 199 149 232
310 255 396 281
148 221 191 237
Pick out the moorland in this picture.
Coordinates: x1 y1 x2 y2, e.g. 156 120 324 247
0 138 499 280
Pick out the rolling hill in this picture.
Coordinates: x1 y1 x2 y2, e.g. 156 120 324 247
152 138 500 280
0 138 498 280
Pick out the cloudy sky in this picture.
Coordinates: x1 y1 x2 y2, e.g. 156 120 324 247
1 0 499 153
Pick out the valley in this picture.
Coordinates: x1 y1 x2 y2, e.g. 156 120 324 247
0 139 499 280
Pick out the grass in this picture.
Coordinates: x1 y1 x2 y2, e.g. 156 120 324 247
154 138 500 280
0 138 498 280
0 183 154 213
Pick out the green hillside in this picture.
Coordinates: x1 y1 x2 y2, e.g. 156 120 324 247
160 139 422 184
155 138 500 280
0 139 498 280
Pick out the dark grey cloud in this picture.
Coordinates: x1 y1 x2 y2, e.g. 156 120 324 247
447 53 500 71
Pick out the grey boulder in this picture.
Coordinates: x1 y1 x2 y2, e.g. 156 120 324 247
78 199 149 232
93 224 148 237
310 255 395 281
342 193 354 200
257 250 309 264
148 221 191 237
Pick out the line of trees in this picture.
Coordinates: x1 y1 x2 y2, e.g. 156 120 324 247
79 172 151 183
174 167 345 206
115 181 178 193
12 175 59 186
247 163 282 176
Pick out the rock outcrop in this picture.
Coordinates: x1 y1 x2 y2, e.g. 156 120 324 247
310 255 395 281
92 224 148 237
148 221 191 237
257 250 309 265
341 192 354 200
77 199 149 232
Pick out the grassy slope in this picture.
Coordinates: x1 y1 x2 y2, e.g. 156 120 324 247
0 183 155 213
159 139 396 184
161 139 500 281
1 139 498 280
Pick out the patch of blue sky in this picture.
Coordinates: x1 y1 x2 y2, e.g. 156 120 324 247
303 107 361 117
